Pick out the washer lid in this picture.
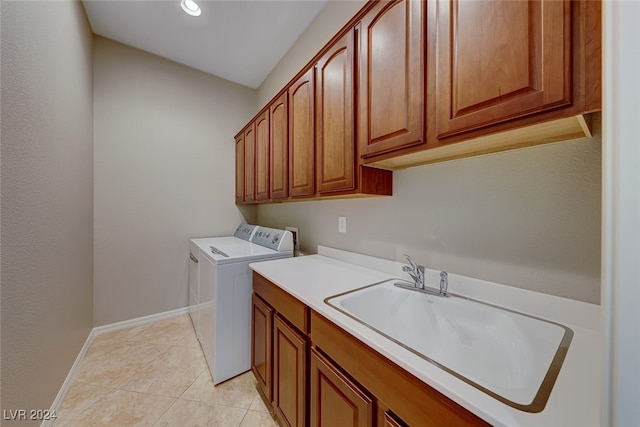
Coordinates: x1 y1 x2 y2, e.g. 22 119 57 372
191 236 291 265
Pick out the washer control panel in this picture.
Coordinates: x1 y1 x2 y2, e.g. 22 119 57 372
251 227 294 252
233 224 258 241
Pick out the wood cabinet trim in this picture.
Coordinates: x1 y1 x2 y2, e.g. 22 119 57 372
253 271 309 334
582 0 602 112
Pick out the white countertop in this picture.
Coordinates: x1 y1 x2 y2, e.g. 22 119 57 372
250 246 602 427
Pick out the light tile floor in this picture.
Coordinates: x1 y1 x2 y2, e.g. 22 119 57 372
53 315 277 427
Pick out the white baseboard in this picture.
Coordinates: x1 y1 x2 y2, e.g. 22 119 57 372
93 306 190 336
40 327 96 427
41 307 191 427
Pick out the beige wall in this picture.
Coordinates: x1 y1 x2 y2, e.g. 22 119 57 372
256 0 602 304
256 0 366 108
93 37 256 326
1 1 94 423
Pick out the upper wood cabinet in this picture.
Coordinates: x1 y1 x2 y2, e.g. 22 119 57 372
316 31 356 194
235 133 244 205
435 0 572 139
358 0 425 158
270 93 289 200
255 110 270 202
235 0 601 193
289 67 316 198
243 124 256 203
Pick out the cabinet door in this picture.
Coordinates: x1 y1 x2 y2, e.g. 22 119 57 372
255 110 270 202
252 294 273 402
435 0 572 138
316 31 355 194
273 314 307 427
270 93 289 200
310 348 373 427
358 0 425 158
289 68 315 198
244 124 256 203
378 408 407 427
235 133 244 204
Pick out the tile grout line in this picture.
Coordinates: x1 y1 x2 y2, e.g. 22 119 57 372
147 394 179 427
52 386 118 427
55 315 275 426
57 328 181 424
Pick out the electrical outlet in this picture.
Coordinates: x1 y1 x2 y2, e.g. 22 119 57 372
338 216 347 233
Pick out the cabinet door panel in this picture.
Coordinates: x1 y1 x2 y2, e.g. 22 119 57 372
316 31 355 194
436 0 571 138
378 408 407 427
310 348 373 427
235 134 244 204
252 294 273 401
244 124 256 203
273 314 306 427
270 93 289 200
359 0 424 158
255 110 270 202
289 68 315 198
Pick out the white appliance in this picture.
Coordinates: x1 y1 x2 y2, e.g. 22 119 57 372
189 224 293 384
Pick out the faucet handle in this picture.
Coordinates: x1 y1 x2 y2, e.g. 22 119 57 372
440 271 448 295
403 265 418 281
402 254 418 270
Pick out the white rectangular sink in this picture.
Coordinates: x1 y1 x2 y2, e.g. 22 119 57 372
325 280 573 412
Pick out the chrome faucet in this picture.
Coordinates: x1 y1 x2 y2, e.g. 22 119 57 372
402 254 425 289
395 254 449 297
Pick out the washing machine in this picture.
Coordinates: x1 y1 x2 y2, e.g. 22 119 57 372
189 224 293 384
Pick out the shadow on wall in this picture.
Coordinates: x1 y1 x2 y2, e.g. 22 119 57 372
238 205 258 225
256 119 601 304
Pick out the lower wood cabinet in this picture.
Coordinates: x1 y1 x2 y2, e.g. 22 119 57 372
251 272 489 427
310 310 489 427
251 294 273 401
273 314 307 427
379 410 407 427
310 348 373 427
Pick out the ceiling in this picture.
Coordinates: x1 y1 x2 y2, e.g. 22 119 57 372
82 0 327 89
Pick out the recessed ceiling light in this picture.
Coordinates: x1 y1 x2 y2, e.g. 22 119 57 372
181 0 201 17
